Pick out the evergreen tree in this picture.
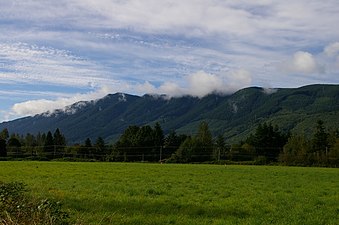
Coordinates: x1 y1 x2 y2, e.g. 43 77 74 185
7 135 22 157
153 122 164 147
117 126 140 147
136 125 154 161
35 132 45 156
53 128 66 157
80 138 92 158
94 137 106 160
312 120 329 153
172 121 213 162
85 138 92 148
164 131 181 158
44 131 54 158
0 128 9 140
115 125 140 161
53 128 66 147
0 138 7 157
24 133 36 153
0 129 9 157
152 122 164 161
246 122 288 161
194 121 213 161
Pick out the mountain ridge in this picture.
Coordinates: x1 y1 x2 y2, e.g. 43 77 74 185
1 84 338 143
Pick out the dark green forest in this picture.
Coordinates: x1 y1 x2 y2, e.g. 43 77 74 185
1 84 338 144
1 120 338 167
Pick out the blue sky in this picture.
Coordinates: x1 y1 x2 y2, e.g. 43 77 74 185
0 0 339 122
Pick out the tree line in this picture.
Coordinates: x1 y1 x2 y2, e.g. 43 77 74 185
280 120 339 166
0 120 338 166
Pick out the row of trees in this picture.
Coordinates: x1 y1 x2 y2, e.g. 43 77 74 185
0 128 109 160
280 120 339 166
0 128 66 158
109 122 215 163
0 120 338 166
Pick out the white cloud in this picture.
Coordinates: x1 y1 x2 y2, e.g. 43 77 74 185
2 0 338 43
186 71 225 97
158 82 184 97
134 81 158 95
1 0 339 122
53 0 256 36
8 69 252 118
324 42 339 57
138 70 252 98
224 69 252 90
10 86 114 117
322 42 339 73
1 1 338 86
292 51 319 74
262 88 278 95
0 42 114 87
279 51 322 74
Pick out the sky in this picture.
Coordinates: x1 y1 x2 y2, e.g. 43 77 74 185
0 0 339 122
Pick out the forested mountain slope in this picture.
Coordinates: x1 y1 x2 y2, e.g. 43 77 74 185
1 84 338 143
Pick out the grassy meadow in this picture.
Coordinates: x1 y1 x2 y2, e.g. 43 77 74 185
0 161 338 224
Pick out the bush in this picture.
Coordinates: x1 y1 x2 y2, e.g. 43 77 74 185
254 156 267 165
0 181 69 225
24 156 50 161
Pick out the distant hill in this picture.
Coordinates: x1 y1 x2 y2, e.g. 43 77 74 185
1 84 338 143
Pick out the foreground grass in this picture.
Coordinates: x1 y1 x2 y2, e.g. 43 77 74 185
0 162 338 224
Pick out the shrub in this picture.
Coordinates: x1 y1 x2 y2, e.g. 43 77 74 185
0 181 69 225
254 156 267 165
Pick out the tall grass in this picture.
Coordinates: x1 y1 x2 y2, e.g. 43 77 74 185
0 181 69 224
0 162 338 224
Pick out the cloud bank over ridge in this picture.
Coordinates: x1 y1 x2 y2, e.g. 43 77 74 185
10 70 252 118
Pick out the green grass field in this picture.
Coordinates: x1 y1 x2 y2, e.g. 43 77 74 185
0 162 338 224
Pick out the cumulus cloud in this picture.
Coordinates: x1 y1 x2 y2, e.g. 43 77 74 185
279 51 323 74
224 69 252 90
186 71 225 97
138 70 252 98
292 51 319 73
